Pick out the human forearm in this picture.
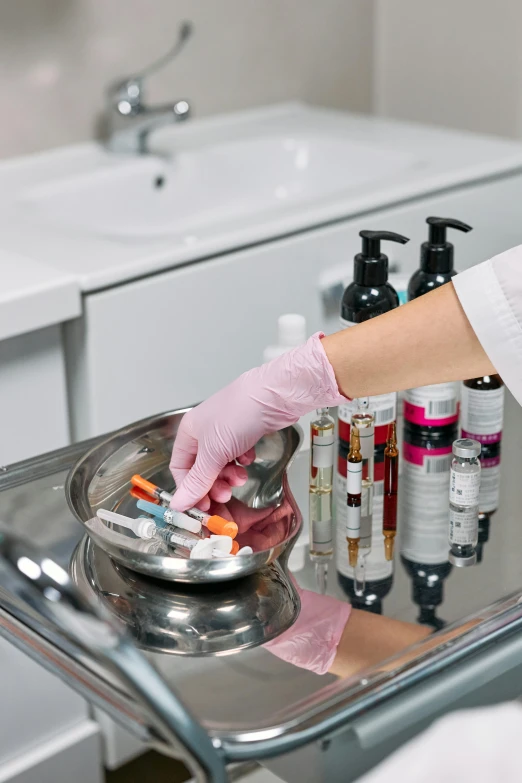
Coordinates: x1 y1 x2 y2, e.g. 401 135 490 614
322 282 495 399
171 277 496 511
328 610 431 678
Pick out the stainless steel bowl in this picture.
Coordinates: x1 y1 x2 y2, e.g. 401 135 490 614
70 536 300 655
66 409 302 584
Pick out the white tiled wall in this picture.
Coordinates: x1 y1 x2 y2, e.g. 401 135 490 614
374 0 522 139
0 0 374 158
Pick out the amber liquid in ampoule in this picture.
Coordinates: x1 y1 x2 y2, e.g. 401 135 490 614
347 426 362 568
309 408 335 592
383 421 399 561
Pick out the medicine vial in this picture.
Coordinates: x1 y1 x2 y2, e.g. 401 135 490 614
309 408 335 592
448 438 481 567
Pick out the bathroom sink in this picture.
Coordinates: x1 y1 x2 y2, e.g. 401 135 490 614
21 133 414 240
3 103 522 292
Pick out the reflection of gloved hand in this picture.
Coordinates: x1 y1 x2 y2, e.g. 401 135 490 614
211 498 294 550
264 585 351 675
170 334 345 512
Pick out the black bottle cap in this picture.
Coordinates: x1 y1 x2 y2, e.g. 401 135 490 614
418 607 446 631
420 217 472 274
354 230 409 286
413 580 443 608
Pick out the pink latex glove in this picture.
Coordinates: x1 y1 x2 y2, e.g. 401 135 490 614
170 333 346 511
264 584 351 675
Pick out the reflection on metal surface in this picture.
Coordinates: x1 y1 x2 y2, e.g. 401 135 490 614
66 409 302 583
0 397 520 764
70 536 300 656
0 527 229 782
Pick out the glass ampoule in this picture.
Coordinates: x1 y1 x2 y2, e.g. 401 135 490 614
347 425 362 568
449 438 481 567
309 407 335 593
351 398 375 590
383 421 399 561
351 397 375 484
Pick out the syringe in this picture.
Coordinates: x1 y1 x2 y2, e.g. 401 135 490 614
131 474 238 537
97 508 243 559
155 527 235 558
97 508 156 538
155 529 252 558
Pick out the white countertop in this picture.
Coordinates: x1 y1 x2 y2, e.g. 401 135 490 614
0 250 80 342
1 102 522 338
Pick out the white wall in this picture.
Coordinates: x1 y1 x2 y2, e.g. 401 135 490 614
0 0 374 158
374 0 522 138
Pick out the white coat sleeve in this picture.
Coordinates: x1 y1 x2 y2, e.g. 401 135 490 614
453 246 522 405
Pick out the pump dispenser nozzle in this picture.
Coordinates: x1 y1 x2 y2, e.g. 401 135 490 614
421 217 473 274
354 230 410 286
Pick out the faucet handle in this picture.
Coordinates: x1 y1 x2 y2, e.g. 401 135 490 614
133 21 192 82
107 21 192 116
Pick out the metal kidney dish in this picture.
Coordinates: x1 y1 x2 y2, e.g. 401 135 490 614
66 409 302 584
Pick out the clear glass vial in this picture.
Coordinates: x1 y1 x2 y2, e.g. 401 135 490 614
448 438 481 567
309 408 335 592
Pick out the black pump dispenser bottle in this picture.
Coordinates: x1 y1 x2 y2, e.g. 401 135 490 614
341 230 410 326
408 217 472 300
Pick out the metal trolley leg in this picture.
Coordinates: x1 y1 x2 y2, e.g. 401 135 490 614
0 528 228 783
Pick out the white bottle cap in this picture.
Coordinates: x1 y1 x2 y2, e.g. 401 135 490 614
278 314 306 347
210 534 233 554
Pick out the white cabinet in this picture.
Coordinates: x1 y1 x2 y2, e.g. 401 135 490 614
66 172 522 441
0 636 101 783
65 227 348 439
0 325 70 465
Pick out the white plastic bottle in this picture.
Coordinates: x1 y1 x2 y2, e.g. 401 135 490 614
263 314 313 571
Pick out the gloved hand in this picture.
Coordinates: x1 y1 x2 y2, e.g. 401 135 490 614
264 584 351 675
170 333 345 511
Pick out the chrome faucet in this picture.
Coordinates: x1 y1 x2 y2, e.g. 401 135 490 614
104 22 192 154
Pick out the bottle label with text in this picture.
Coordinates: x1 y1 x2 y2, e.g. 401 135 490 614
404 382 459 427
449 468 481 507
460 385 504 444
449 506 478 546
403 442 452 477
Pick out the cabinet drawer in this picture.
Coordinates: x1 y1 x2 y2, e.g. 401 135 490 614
66 225 360 438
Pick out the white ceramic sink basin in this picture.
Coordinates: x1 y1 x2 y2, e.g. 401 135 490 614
4 103 522 292
22 133 414 239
